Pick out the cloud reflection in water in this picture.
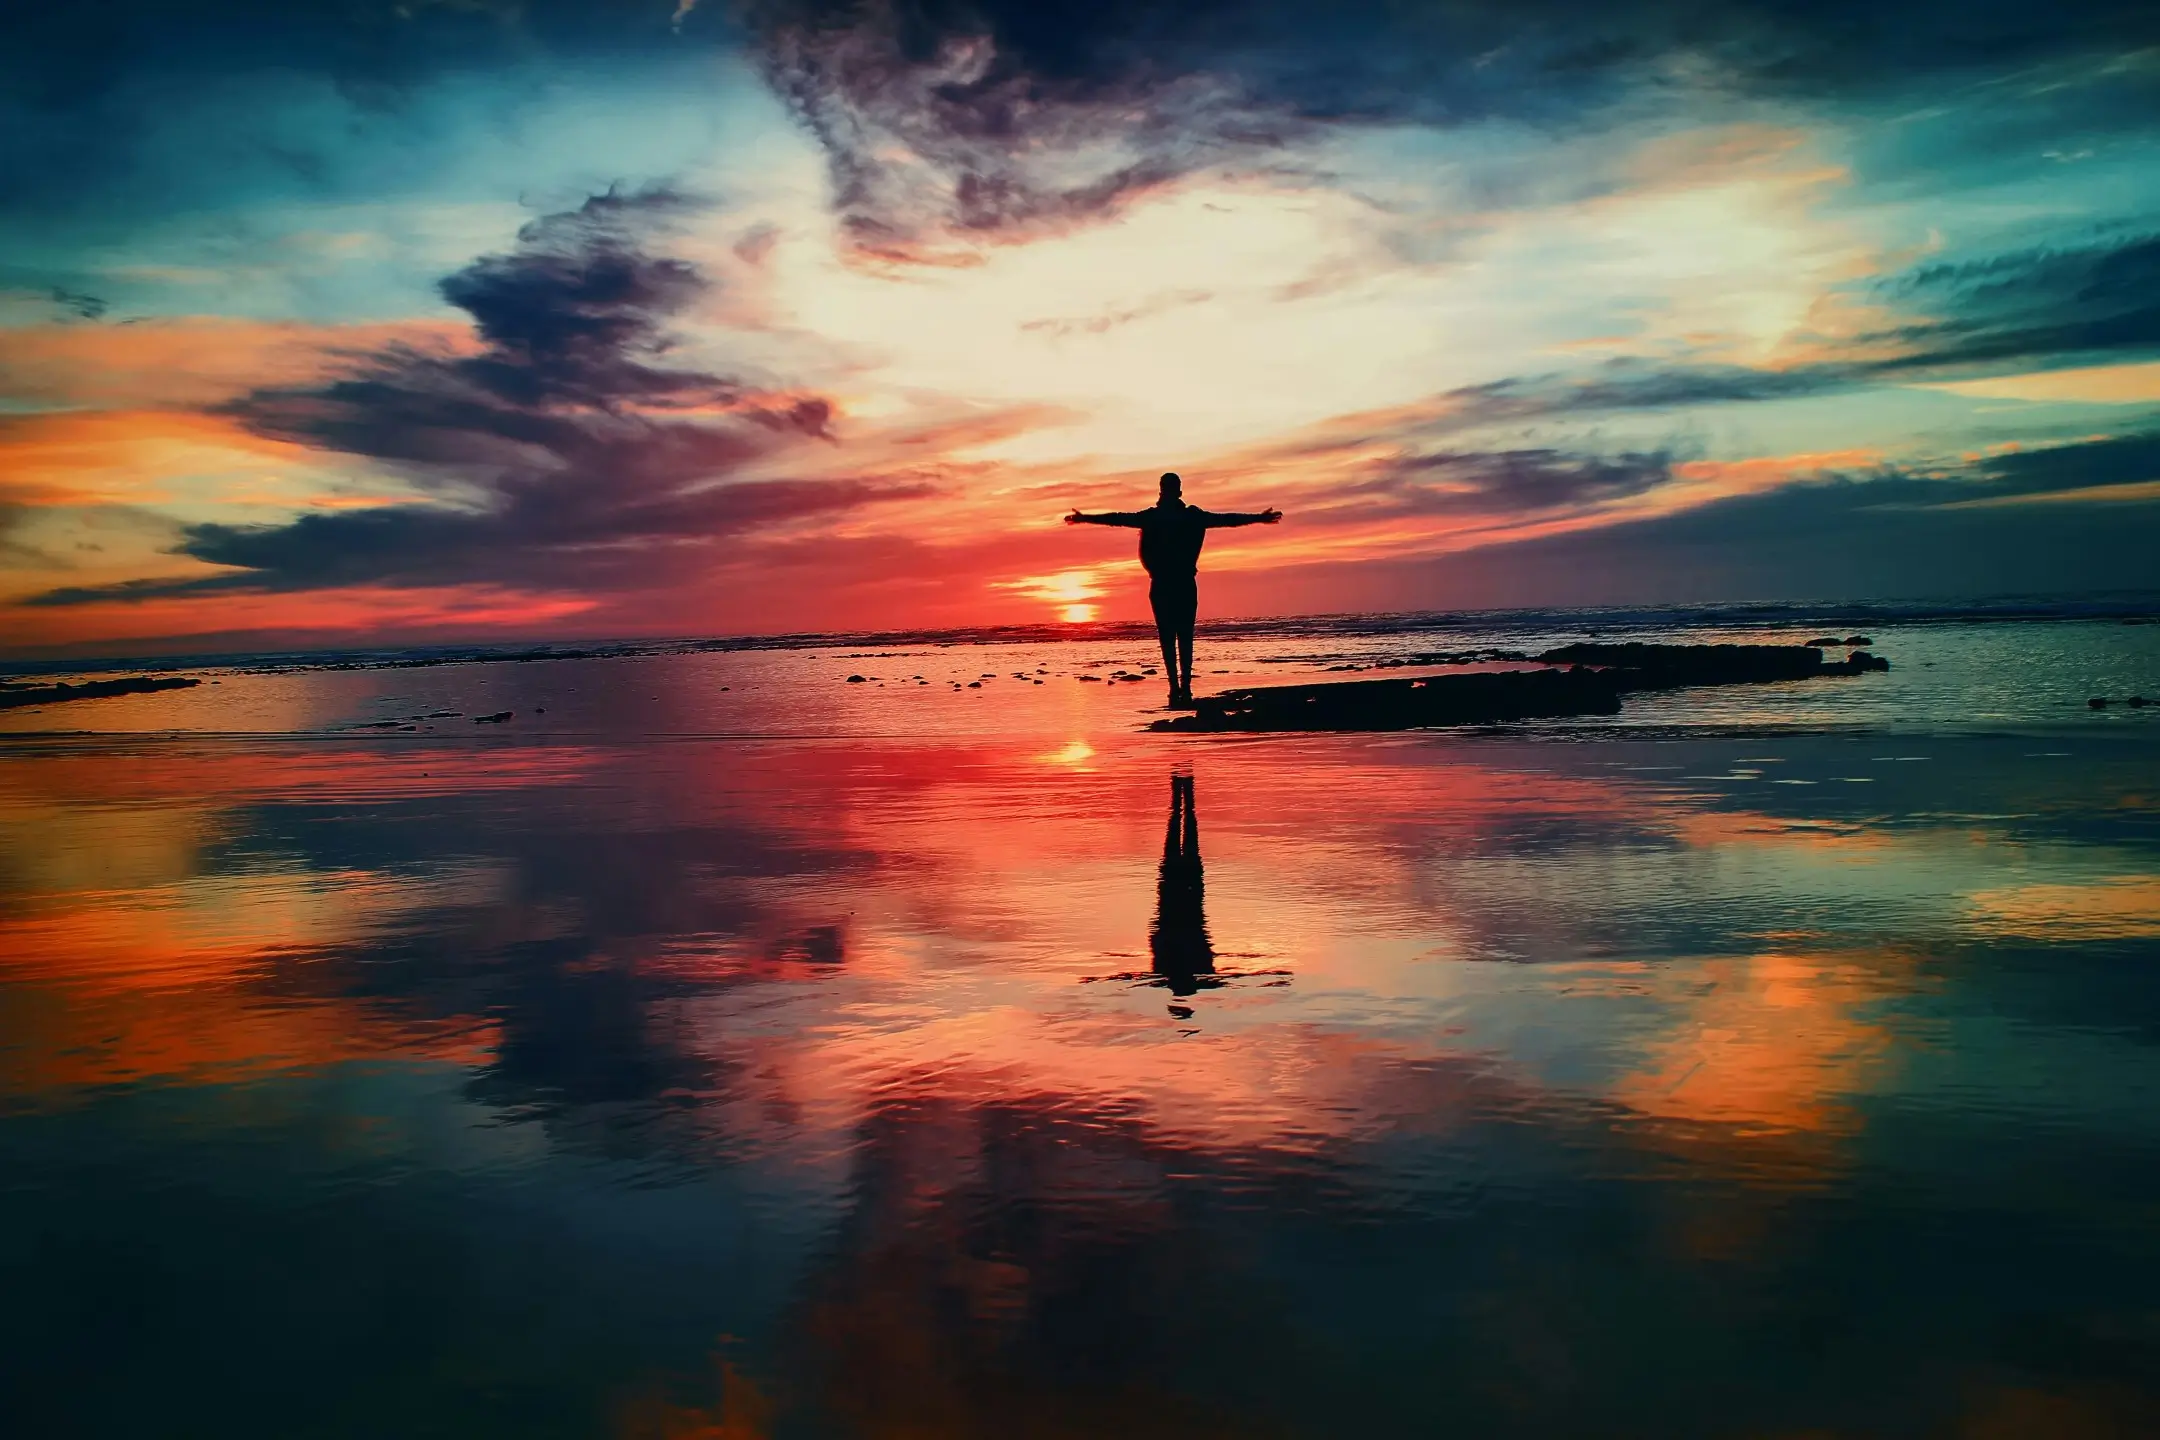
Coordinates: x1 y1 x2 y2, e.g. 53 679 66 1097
1 730 2156 1435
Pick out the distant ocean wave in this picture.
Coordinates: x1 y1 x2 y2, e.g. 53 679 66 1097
6 592 2157 680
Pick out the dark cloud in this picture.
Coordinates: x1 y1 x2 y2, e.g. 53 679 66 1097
1368 429 2160 609
1317 447 1676 521
741 0 2160 259
28 189 924 607
1961 429 2160 499
1866 231 2160 374
1434 363 1853 431
46 287 107 320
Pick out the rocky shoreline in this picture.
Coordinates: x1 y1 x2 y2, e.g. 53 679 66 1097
0 675 201 710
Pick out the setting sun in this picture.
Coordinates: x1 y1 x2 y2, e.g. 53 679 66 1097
995 569 1106 625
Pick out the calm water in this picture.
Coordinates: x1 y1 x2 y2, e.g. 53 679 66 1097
3 614 2158 1436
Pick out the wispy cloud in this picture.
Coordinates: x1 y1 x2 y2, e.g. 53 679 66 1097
1019 288 1214 338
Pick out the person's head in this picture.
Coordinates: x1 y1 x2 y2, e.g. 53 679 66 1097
1159 472 1182 503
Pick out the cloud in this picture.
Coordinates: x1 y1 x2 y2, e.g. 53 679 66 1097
46 287 106 320
1277 230 2160 455
1865 232 2160 374
1019 287 1214 337
26 188 926 607
1439 362 1854 429
743 2 1276 264
1955 429 2160 500
741 0 2160 260
1317 447 1677 521
1368 428 2160 608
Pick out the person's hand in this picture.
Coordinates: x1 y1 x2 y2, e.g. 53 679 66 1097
1261 507 1283 523
1064 509 1083 524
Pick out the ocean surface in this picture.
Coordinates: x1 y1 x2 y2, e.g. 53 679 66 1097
4 603 2158 1437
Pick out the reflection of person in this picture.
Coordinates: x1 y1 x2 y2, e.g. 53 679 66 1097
1150 772 1216 1002
1066 472 1282 708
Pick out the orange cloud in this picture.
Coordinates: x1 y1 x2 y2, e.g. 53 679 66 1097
0 316 471 410
0 407 339 509
0 583 599 655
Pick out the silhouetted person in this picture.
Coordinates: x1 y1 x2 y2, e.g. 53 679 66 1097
1150 772 1215 1002
1067 472 1281 706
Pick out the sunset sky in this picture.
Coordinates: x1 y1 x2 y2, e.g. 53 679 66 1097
3 0 2158 656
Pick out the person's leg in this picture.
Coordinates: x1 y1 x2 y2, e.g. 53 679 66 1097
1172 584 1198 699
1150 589 1180 702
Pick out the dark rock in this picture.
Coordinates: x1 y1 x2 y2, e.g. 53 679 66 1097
1845 635 1874 646
1153 642 1892 734
474 710 513 723
2089 697 2110 709
1805 636 1842 647
1534 642 1887 687
1151 668 1623 733
2128 696 2147 707
0 674 200 710
967 681 981 688
846 674 866 682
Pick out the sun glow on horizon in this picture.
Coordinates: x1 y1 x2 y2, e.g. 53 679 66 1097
996 569 1106 625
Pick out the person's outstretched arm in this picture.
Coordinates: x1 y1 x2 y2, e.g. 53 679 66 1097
1065 510 1149 527
1198 507 1283 528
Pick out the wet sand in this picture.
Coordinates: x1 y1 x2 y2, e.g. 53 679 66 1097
2 712 2157 1436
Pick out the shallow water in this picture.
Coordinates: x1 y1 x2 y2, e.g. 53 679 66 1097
6 613 2160 740
3 620 2159 1436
